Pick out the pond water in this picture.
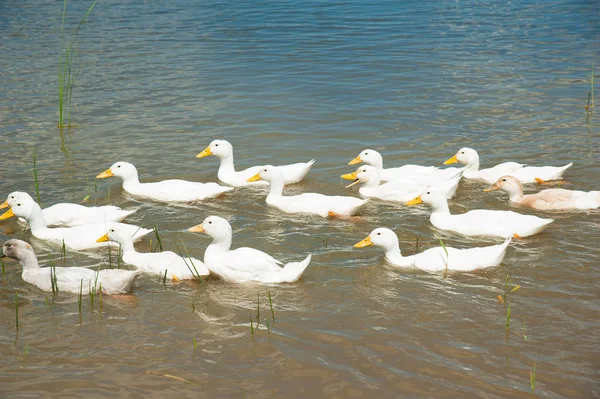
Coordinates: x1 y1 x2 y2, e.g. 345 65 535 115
1 0 599 397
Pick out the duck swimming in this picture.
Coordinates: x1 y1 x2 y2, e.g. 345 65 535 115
0 197 151 251
3 239 140 294
444 147 572 184
484 175 600 211
196 139 315 187
188 215 311 283
96 226 209 280
354 228 511 272
97 161 232 203
406 187 553 238
1 191 135 227
248 165 367 217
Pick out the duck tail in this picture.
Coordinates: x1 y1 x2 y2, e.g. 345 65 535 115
98 269 141 294
492 237 512 266
279 254 312 283
557 162 573 176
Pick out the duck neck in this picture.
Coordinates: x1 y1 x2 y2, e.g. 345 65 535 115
463 159 480 177
506 186 524 202
209 234 232 251
266 178 285 199
23 204 50 234
18 250 40 270
364 173 382 188
371 157 384 170
383 243 404 264
122 171 141 189
118 240 136 255
217 153 236 175
430 199 451 215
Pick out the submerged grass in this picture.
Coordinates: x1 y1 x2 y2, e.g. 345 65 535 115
57 0 97 128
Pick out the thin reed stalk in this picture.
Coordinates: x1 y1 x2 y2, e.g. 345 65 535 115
174 239 204 283
14 293 19 330
438 238 449 278
152 226 163 252
24 148 42 206
57 0 97 128
268 291 275 321
78 279 83 313
530 362 536 393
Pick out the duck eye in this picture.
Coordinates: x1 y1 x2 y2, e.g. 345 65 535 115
117 165 121 168
427 192 430 195
461 152 464 154
10 196 14 199
365 152 368 155
208 221 212 224
17 203 21 206
215 144 219 147
502 179 506 181
6 244 11 248
110 229 114 232
377 232 381 235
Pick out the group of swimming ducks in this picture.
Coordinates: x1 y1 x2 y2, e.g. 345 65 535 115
1 140 598 296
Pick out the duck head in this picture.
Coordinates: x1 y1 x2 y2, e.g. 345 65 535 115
188 215 232 243
349 149 383 169
354 228 399 250
0 198 38 221
96 226 135 245
1 191 34 209
247 165 283 183
341 165 380 188
196 139 233 159
2 239 36 262
96 161 138 181
444 147 479 166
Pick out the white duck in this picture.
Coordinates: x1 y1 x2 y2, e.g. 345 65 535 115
96 161 232 203
0 198 151 251
3 239 140 294
349 149 463 182
354 228 511 272
444 147 572 184
247 165 367 217
188 216 311 283
341 165 462 202
485 175 600 211
196 139 315 187
96 226 209 280
1 191 135 227
406 187 553 238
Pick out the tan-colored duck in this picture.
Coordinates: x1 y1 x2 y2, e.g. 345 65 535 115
485 175 600 211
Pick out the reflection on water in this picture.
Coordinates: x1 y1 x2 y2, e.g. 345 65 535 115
1 0 599 397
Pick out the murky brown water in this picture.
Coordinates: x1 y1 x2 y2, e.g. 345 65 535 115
1 0 599 397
